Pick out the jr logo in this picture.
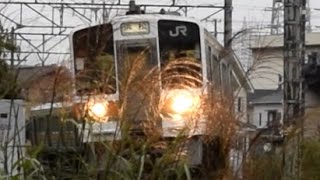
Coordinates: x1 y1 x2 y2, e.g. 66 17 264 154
169 25 187 37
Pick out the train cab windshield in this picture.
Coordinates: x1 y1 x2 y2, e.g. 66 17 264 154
158 20 202 88
72 24 116 95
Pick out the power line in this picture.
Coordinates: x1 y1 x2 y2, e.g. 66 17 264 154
0 1 225 66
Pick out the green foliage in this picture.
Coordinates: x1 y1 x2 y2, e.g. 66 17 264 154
302 139 320 180
243 153 282 180
0 25 16 53
0 25 19 99
0 60 19 99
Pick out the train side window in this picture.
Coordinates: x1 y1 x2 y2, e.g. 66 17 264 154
230 69 240 93
212 54 220 87
206 46 213 82
220 63 226 89
228 66 233 91
221 63 230 93
238 97 242 112
0 113 8 119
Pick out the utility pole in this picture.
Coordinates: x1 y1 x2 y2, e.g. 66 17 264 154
283 0 306 179
224 0 232 48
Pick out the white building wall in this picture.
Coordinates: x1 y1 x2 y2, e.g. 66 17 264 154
0 100 25 177
249 33 320 90
252 104 283 128
231 87 251 178
250 49 283 90
234 87 248 123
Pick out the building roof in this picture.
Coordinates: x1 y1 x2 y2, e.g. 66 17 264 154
250 32 320 49
248 89 283 104
230 52 255 93
15 65 70 89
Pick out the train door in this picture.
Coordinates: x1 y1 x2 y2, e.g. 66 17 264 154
116 39 158 132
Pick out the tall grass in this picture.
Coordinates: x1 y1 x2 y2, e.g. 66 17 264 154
12 51 240 180
4 21 319 180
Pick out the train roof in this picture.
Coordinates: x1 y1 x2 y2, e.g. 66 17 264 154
70 13 204 35
112 13 202 24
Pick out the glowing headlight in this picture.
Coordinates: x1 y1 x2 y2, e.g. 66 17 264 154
85 98 109 122
161 89 201 116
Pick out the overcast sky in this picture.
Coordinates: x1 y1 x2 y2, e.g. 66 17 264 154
2 0 320 65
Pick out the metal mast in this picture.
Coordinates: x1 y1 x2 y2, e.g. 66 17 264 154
270 0 310 35
305 0 312 33
271 0 284 34
283 0 306 179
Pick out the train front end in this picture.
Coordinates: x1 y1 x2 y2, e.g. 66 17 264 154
71 14 206 142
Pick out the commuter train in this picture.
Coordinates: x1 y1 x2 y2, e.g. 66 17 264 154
67 1 248 166
26 1 250 171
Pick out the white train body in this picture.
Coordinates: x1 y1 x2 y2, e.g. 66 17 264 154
70 13 236 141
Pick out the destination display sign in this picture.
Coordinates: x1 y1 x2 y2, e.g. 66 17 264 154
121 22 149 35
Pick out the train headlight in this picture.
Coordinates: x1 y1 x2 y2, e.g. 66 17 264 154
85 98 109 122
171 91 195 114
90 103 108 118
161 89 201 117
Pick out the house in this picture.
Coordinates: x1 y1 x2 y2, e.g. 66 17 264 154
10 65 76 147
248 89 282 129
249 32 320 90
15 65 79 171
247 89 283 154
15 64 72 106
248 32 320 141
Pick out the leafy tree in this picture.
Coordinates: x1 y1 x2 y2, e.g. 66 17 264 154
0 25 18 99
